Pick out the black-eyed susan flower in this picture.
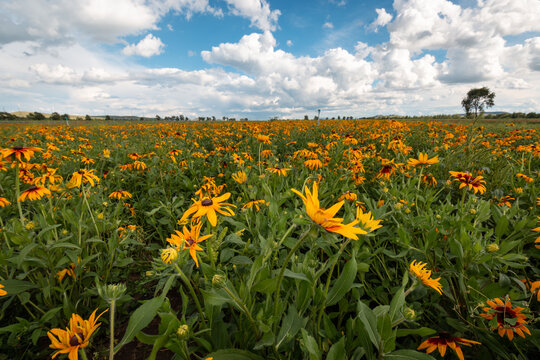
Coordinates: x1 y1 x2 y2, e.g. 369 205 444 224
18 186 51 202
0 283 6 296
266 166 291 176
417 332 481 360
410 260 443 295
67 169 99 189
242 199 268 211
0 145 43 162
56 264 76 282
0 197 11 207
480 298 530 340
161 248 178 264
516 173 534 183
256 134 271 144
407 153 439 167
179 193 235 227
48 308 107 360
291 182 366 240
497 196 514 207
304 159 323 170
109 190 133 200
232 171 247 184
167 222 212 267
449 171 486 194
338 191 357 202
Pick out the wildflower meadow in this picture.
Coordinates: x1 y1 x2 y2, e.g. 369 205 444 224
0 119 539 360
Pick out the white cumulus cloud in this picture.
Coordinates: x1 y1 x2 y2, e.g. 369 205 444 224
123 34 164 57
369 8 393 32
223 0 280 32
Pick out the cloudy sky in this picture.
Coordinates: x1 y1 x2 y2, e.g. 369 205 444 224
1 0 539 119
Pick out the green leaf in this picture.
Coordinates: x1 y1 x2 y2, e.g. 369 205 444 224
326 257 357 306
327 337 346 360
201 288 233 307
230 255 253 265
389 286 405 322
206 349 265 360
114 297 164 353
1 279 38 295
396 327 436 338
384 349 436 359
276 305 306 349
252 278 277 294
357 301 380 350
283 269 311 282
300 329 321 360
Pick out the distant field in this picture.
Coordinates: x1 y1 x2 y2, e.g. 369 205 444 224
0 119 539 360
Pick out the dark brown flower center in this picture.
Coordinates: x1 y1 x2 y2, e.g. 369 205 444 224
201 198 213 206
185 238 194 246
495 306 518 327
78 170 85 174
13 146 23 151
69 332 84 346
28 186 38 191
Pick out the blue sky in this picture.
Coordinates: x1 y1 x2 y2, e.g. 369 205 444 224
1 0 539 119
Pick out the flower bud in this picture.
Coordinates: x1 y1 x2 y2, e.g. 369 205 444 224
176 324 189 340
404 307 416 321
469 208 476 215
161 248 178 264
486 243 499 253
212 274 226 288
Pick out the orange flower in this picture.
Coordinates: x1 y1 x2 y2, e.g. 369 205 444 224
109 190 133 200
48 309 107 360
0 197 11 207
291 182 366 240
0 283 6 296
480 298 530 340
18 186 51 202
266 167 291 176
167 222 212 267
410 260 443 294
179 193 235 227
0 146 43 162
407 153 439 167
449 171 486 194
417 332 481 360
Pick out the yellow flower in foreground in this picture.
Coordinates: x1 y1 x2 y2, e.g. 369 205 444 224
410 260 443 294
291 182 366 240
179 193 236 226
407 153 439 167
417 332 481 360
18 186 51 202
48 308 107 360
167 222 213 267
232 170 247 184
0 283 6 296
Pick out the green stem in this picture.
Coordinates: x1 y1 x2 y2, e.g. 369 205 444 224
82 186 101 241
80 348 89 360
316 238 351 345
0 216 10 249
109 299 115 360
272 227 311 335
223 286 260 339
174 264 207 327
14 161 25 224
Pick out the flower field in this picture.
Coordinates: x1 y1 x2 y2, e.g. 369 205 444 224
0 119 539 360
